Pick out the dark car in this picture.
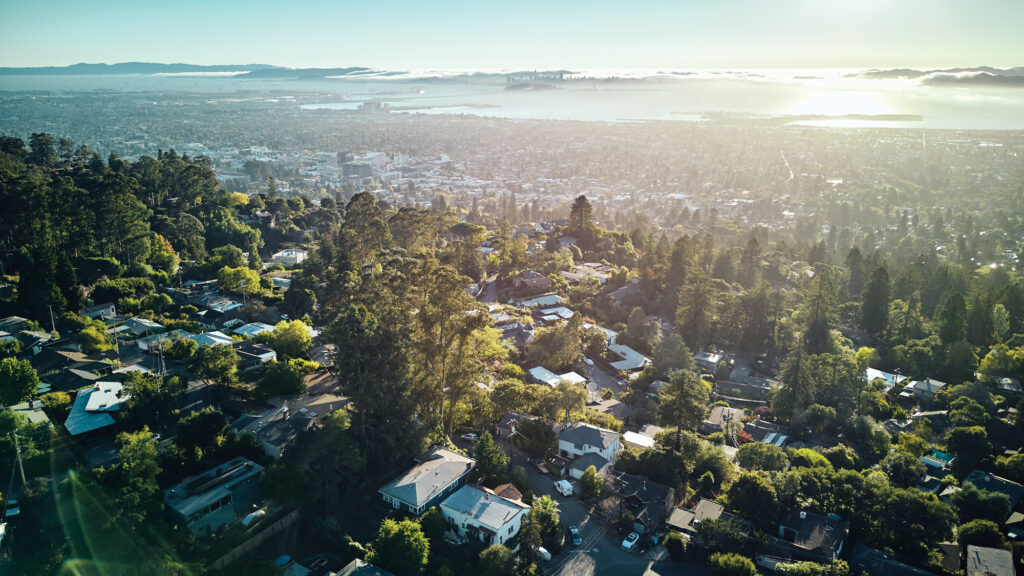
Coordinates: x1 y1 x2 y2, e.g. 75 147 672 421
569 525 582 546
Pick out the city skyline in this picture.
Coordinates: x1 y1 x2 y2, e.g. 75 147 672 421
1 0 1022 70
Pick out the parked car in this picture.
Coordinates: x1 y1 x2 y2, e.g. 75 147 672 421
460 432 479 442
570 525 582 546
538 546 552 561
621 532 639 550
534 459 548 474
554 479 574 496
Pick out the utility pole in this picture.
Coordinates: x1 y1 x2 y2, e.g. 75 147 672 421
48 305 56 333
11 431 27 488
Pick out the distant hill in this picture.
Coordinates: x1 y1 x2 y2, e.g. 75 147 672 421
848 66 1024 87
0 62 283 75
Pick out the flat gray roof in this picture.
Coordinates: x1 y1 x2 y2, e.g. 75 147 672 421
164 457 264 518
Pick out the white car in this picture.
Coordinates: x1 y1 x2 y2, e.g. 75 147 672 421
460 432 479 442
554 479 574 496
621 532 639 550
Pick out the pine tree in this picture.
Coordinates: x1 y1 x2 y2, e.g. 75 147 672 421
861 265 891 338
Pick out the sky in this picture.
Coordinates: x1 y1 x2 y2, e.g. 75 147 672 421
1 0 1021 70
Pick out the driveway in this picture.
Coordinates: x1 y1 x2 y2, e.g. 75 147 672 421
511 443 707 576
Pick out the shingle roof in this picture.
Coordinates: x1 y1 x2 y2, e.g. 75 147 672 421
778 509 849 560
966 545 1014 576
559 423 619 451
570 452 609 472
964 470 1024 508
379 448 475 508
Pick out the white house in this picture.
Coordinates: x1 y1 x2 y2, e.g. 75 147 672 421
271 249 308 267
584 323 650 372
232 322 276 338
64 382 126 436
528 367 586 388
558 423 621 464
187 330 235 347
440 485 530 547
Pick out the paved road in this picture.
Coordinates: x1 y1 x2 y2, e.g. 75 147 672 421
586 363 624 399
478 274 499 303
509 441 707 576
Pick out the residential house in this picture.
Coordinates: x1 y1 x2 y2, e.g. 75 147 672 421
584 323 650 373
558 423 621 463
121 317 166 338
440 484 531 546
963 470 1024 509
379 448 476 515
1005 511 1024 539
235 341 277 371
615 473 676 535
44 367 101 392
512 270 553 295
568 452 612 479
518 294 563 309
64 382 125 436
232 322 276 338
164 457 265 537
741 418 790 447
81 302 116 320
667 499 727 537
921 449 954 476
900 378 948 404
135 329 190 352
537 306 574 325
850 544 939 576
493 484 523 501
16 330 53 354
0 315 31 334
271 249 308 266
497 321 535 351
866 367 907 393
9 399 51 426
774 509 849 563
606 282 643 308
701 405 745 435
337 559 395 576
559 263 612 285
622 431 655 451
966 545 1014 576
187 330 235 347
997 377 1023 399
233 393 348 459
694 351 723 373
496 411 532 438
108 364 152 382
588 398 634 424
528 367 586 388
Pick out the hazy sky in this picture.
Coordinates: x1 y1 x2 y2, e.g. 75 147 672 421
1 0 1021 69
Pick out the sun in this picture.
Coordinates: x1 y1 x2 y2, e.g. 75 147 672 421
791 89 890 116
